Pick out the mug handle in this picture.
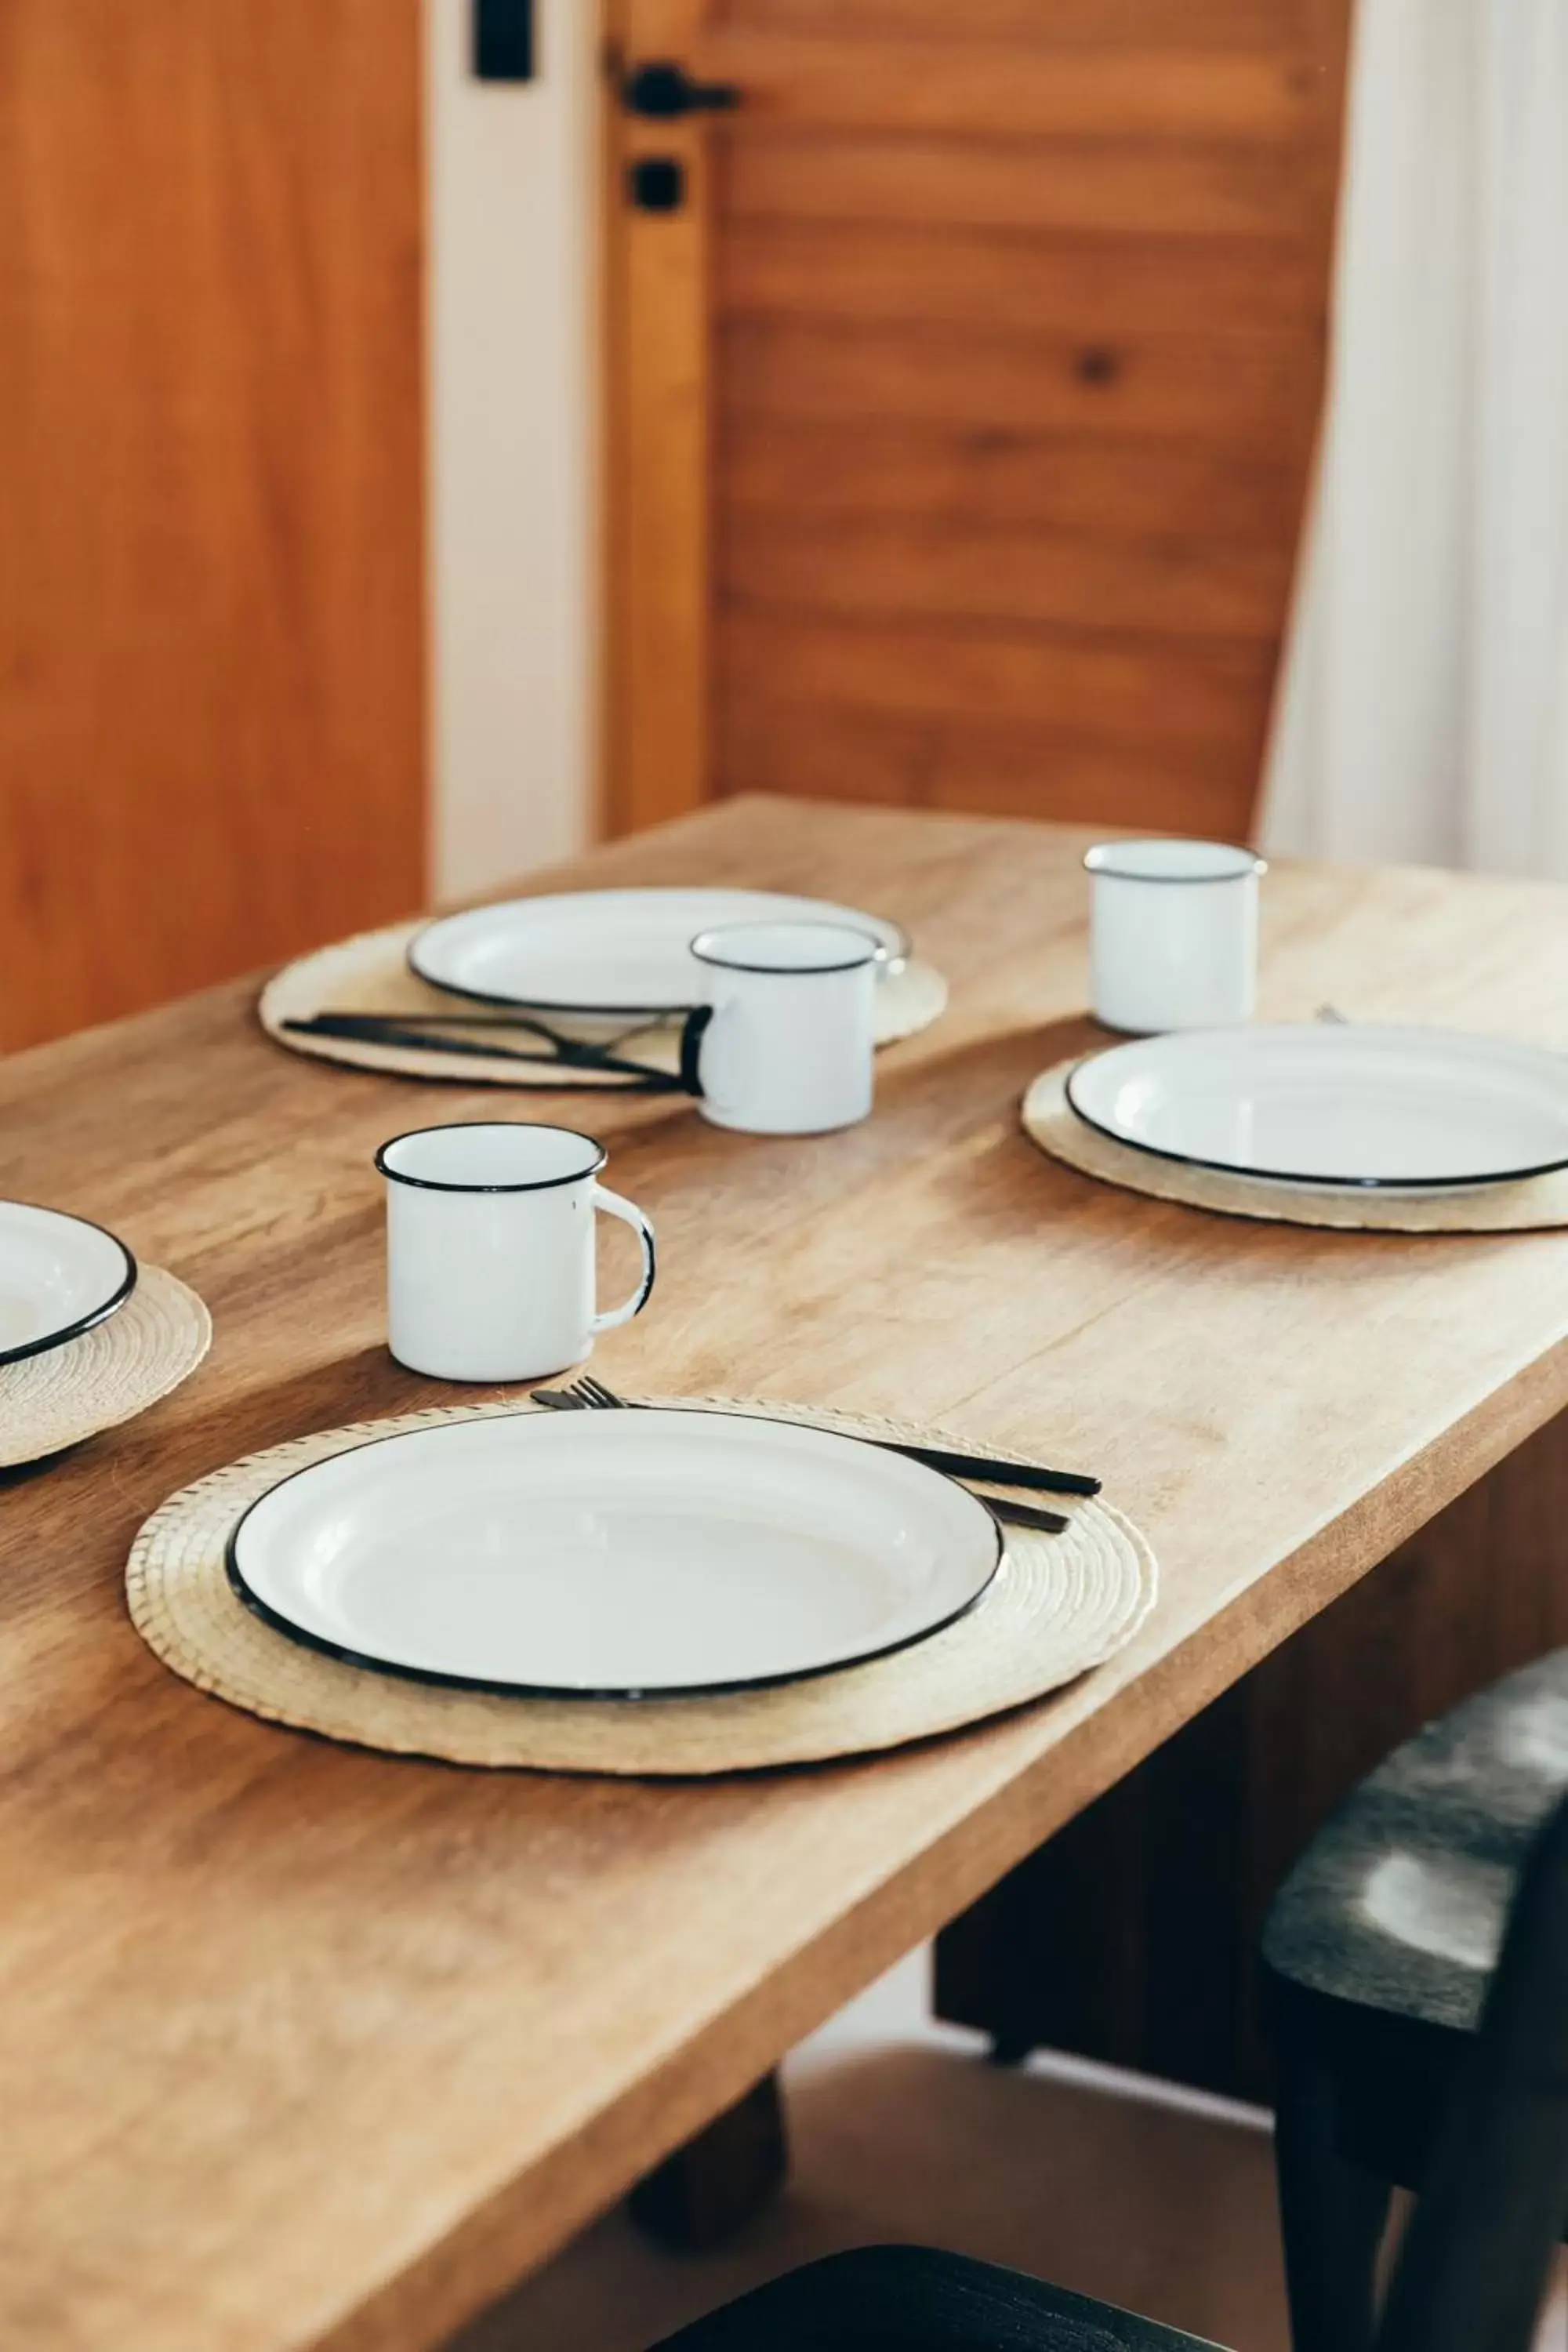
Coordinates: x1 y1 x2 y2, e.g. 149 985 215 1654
590 1185 657 1333
677 1002 713 1096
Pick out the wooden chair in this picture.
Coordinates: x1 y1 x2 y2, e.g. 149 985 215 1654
647 1777 1568 2351
1262 1646 1568 2350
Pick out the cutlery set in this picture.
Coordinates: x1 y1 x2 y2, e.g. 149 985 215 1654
532 1375 1091 1535
283 1011 684 1087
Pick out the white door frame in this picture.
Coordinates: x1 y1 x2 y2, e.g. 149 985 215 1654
425 0 601 902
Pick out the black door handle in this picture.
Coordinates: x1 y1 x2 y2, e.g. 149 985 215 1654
622 59 740 119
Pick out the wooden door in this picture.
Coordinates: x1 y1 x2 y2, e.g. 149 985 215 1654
605 0 1351 842
0 1 425 1052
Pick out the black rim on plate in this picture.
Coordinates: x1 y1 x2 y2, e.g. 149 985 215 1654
0 1203 138 1368
224 1404 1005 1702
1062 1053 1568 1193
405 898 912 1019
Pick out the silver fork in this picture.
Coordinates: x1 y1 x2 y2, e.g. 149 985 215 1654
566 1373 633 1410
530 1375 1069 1534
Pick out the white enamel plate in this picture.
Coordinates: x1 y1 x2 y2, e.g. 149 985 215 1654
228 1408 1003 1697
0 1200 137 1367
1066 1025 1568 1191
409 888 909 1016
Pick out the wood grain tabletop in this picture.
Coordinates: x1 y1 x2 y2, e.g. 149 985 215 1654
6 797 1568 2352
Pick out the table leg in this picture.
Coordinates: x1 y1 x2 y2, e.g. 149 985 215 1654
629 2073 789 2249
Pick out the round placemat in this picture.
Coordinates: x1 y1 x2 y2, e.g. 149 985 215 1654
1022 1060 1568 1234
259 919 948 1088
126 1397 1155 1774
0 1266 212 1467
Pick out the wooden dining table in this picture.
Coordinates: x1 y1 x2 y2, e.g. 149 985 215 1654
8 794 1568 2352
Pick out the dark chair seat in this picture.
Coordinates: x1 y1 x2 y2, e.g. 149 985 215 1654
647 2245 1222 2350
1261 1646 1568 2350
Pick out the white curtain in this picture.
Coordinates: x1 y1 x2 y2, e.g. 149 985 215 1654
1259 0 1568 876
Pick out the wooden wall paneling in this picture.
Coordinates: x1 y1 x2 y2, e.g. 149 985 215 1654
935 1410 1568 2103
0 0 425 1051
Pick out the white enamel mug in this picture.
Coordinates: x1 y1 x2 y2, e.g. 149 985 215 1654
680 921 884 1135
1085 838 1266 1033
375 1122 655 1382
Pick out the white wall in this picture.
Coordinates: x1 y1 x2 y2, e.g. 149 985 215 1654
425 0 599 901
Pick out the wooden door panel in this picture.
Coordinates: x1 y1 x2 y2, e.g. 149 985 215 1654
606 0 714 842
718 0 1319 45
724 615 1276 750
721 702 1262 836
724 222 1321 337
724 421 1308 545
724 317 1320 445
692 34 1316 140
726 133 1318 240
725 518 1294 641
608 0 1350 840
0 0 423 1052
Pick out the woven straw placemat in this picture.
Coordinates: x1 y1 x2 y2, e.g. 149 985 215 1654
126 1396 1155 1775
1022 1060 1568 1234
258 919 948 1089
1 1266 212 1467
